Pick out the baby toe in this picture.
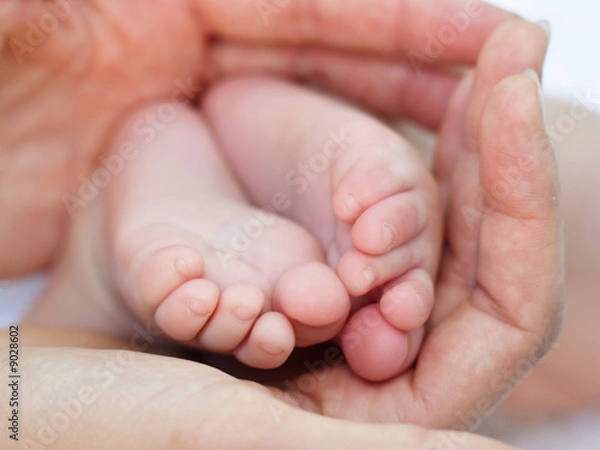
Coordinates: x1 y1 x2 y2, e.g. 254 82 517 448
234 312 295 369
341 305 408 382
125 244 205 320
272 262 350 346
380 268 434 331
337 240 424 297
154 278 219 341
333 151 418 224
197 284 265 352
352 191 427 255
341 304 426 381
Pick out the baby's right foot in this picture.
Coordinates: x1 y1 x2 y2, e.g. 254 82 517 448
103 106 350 369
204 76 443 381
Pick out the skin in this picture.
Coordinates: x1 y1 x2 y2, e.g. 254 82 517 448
1 60 560 448
0 0 515 276
0 1 564 448
500 100 600 416
197 20 561 429
1 328 516 450
4 18 563 448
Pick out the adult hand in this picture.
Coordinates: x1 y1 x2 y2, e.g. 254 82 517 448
4 328 515 450
203 18 563 431
0 0 514 276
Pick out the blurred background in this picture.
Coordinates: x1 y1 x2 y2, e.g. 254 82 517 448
481 0 600 448
1 0 599 448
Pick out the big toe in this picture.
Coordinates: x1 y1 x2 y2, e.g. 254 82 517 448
273 262 350 347
341 304 424 382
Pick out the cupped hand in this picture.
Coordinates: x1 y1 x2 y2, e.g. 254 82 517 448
0 0 513 276
204 19 563 430
8 328 515 450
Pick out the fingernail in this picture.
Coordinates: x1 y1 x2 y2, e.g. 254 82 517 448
536 19 551 39
523 69 546 121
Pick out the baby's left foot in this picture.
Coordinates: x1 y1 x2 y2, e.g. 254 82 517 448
204 76 443 381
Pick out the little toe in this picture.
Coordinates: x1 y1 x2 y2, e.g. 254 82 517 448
234 312 295 369
154 278 219 342
272 262 350 346
352 191 427 255
337 241 423 297
125 244 205 320
380 268 434 331
341 304 424 382
197 284 265 352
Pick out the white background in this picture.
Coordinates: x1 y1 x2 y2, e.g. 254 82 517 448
488 0 600 101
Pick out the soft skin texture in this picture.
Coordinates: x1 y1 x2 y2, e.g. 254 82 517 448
0 0 515 276
0 0 565 445
25 19 563 435
25 76 441 380
203 76 442 381
499 100 600 416
1 328 518 450
210 21 562 428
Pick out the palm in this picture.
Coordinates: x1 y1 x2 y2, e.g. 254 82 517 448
275 20 562 429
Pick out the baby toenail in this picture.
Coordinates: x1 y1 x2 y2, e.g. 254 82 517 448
187 297 212 317
383 222 396 250
232 305 257 322
174 258 189 278
363 267 377 288
259 342 285 356
346 194 361 217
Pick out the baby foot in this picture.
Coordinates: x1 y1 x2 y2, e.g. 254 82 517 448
104 105 350 369
204 76 442 381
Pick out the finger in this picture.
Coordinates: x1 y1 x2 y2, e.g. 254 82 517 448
298 73 561 430
198 0 516 64
11 329 517 450
465 19 550 150
432 70 473 200
208 43 459 129
440 19 550 298
476 71 563 335
414 72 561 427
